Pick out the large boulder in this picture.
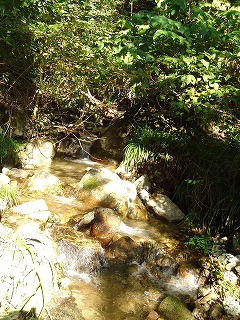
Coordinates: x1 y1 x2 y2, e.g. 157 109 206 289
18 140 55 169
0 223 60 316
90 118 131 162
105 236 140 263
147 193 185 222
76 167 148 220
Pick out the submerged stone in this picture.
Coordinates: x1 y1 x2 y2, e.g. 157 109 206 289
105 236 140 263
158 295 194 320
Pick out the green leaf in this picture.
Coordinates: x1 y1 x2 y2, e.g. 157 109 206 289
183 57 193 66
96 40 104 50
150 15 169 28
185 74 196 85
201 59 209 70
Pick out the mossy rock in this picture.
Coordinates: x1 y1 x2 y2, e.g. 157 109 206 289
158 296 194 320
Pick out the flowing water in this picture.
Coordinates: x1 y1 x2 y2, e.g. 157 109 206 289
7 158 202 320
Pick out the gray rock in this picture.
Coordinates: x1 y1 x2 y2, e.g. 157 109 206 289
223 296 240 318
28 172 61 193
18 140 55 169
147 193 185 222
76 167 148 220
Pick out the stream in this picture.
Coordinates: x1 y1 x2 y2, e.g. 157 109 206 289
4 158 202 320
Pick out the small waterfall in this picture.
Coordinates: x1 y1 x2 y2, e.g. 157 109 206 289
118 221 150 238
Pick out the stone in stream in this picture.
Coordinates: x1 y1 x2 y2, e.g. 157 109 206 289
18 140 55 169
90 208 121 246
158 295 194 320
105 236 140 263
28 171 62 193
11 199 51 223
76 167 149 220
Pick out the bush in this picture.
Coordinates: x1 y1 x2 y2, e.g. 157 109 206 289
185 235 214 255
0 133 19 168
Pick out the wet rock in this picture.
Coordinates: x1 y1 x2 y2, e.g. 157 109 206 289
147 194 185 222
57 236 105 274
68 211 95 230
90 208 121 246
28 172 62 193
158 296 194 320
145 310 159 320
18 140 55 169
76 167 148 220
105 236 140 262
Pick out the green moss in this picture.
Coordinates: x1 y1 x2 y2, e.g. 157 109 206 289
81 176 100 191
0 133 20 168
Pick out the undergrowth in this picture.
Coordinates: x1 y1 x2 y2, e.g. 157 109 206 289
0 132 20 168
123 123 240 244
0 183 19 211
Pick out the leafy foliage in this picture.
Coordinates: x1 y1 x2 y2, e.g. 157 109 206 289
123 123 179 170
0 133 19 168
185 235 214 255
0 183 19 211
0 0 239 240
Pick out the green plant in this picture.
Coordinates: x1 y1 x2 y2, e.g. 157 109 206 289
0 184 19 210
0 133 20 167
174 136 240 244
81 176 100 190
185 235 214 255
123 124 179 170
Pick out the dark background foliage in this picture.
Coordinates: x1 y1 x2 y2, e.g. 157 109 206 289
0 0 239 243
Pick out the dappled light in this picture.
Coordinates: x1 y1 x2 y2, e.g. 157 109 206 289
0 0 239 319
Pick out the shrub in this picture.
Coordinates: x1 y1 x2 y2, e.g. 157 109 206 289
185 235 214 255
0 133 19 168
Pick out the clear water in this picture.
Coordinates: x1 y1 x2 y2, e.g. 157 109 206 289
9 158 201 320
